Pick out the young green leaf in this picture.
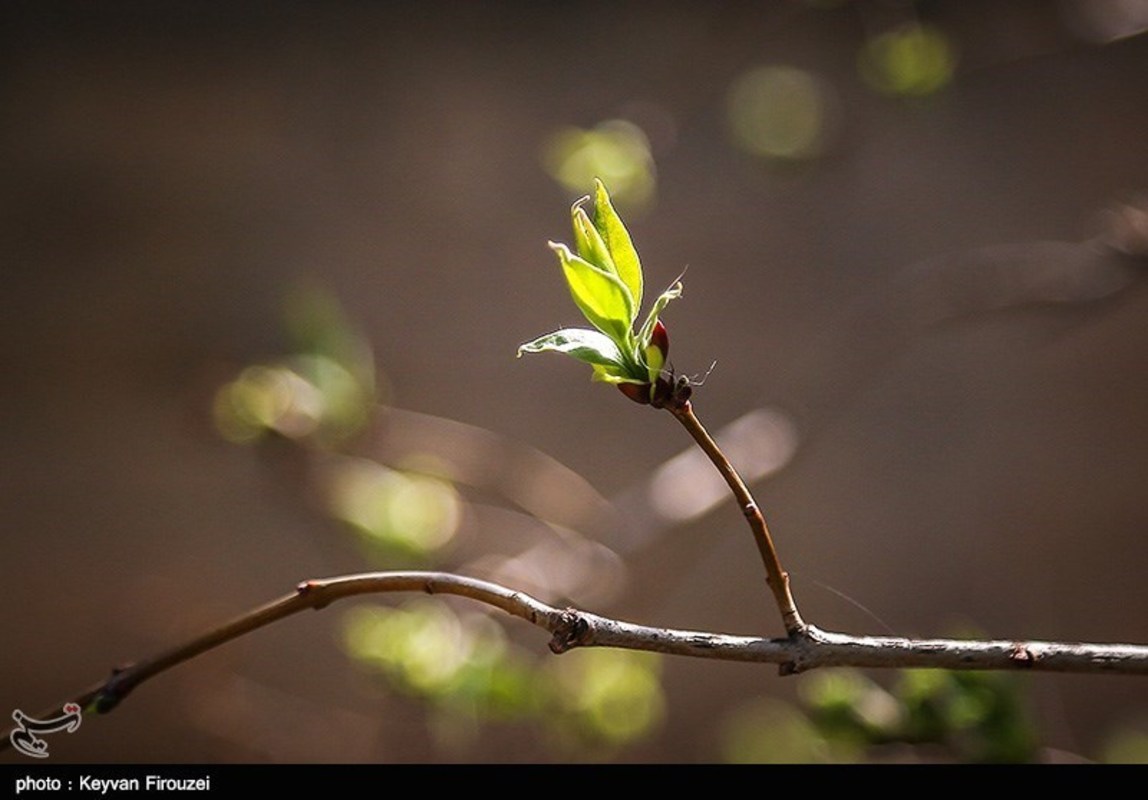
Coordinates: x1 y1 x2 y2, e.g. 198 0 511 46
591 363 642 385
550 242 634 344
592 178 643 314
572 203 617 278
643 320 668 382
517 328 627 371
637 280 683 361
519 180 685 402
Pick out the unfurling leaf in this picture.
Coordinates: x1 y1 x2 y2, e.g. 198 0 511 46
518 328 626 371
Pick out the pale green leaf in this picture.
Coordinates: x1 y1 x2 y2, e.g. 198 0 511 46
644 338 665 381
591 363 644 385
638 280 683 359
517 328 627 371
572 203 615 276
550 242 634 343
593 179 643 315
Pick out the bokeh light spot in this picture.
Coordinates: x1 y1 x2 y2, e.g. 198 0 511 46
213 365 324 443
343 601 471 695
325 457 460 555
542 650 665 747
649 408 798 522
859 23 957 97
721 697 834 764
727 65 832 161
542 119 655 209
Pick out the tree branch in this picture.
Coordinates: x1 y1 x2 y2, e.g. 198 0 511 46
4 569 1147 756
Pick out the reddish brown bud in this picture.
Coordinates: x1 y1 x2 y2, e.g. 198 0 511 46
650 376 673 408
617 382 652 405
650 320 669 361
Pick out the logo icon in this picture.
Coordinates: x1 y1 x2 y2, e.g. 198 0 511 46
9 703 82 758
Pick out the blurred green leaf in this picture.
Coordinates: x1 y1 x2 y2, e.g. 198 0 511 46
722 697 841 764
728 662 1042 763
895 669 1037 762
213 287 376 446
1101 727 1148 764
800 669 901 743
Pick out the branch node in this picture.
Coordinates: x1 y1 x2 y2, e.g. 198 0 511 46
93 663 136 714
1009 642 1037 668
549 609 590 654
298 579 334 609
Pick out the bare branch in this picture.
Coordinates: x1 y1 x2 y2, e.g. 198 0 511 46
578 620 1148 675
4 569 1147 756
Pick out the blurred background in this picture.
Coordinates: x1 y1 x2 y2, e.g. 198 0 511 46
3 1 1148 762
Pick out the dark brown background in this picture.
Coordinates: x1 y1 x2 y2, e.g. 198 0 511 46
3 2 1147 762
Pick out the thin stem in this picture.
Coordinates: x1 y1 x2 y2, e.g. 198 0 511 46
668 400 805 635
115 573 567 712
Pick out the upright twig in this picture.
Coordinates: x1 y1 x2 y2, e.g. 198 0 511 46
664 396 805 635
